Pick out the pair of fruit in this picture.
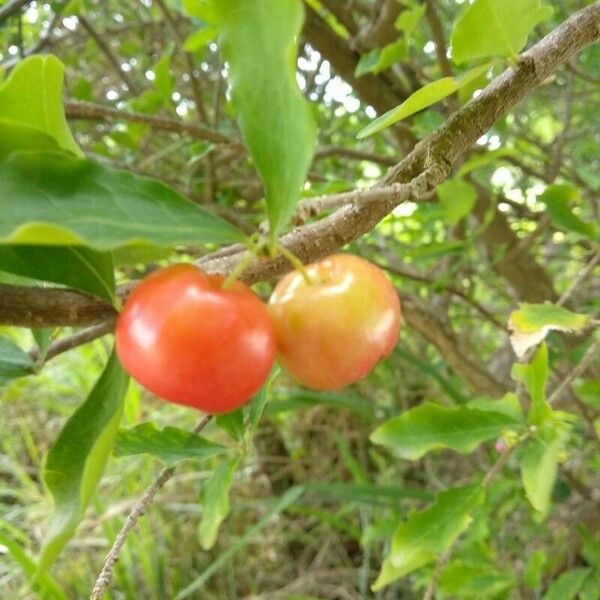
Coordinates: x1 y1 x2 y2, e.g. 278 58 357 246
116 254 401 414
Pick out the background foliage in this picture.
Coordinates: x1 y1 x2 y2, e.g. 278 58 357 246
0 0 599 598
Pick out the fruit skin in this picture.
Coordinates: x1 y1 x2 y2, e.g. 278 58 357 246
115 264 275 414
268 254 401 390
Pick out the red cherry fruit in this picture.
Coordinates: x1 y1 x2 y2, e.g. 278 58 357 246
268 254 401 390
116 264 276 414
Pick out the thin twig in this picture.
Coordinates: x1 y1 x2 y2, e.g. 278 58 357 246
557 250 600 306
90 414 213 600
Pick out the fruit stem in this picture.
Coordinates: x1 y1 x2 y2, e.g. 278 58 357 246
221 238 266 290
277 245 313 285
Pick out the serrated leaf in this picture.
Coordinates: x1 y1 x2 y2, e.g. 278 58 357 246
451 0 553 64
543 568 592 600
437 178 477 224
198 457 240 550
509 303 591 358
0 337 36 385
371 402 519 460
114 423 228 465
0 150 244 250
0 55 81 155
372 484 484 590
512 343 552 425
520 426 561 516
357 63 490 138
214 0 317 238
0 245 115 302
39 350 129 572
540 184 598 239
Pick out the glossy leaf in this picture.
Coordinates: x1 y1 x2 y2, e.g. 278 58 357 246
198 457 240 550
114 423 228 465
0 55 81 155
0 245 116 302
0 150 244 250
39 350 129 572
372 484 484 590
512 343 552 425
543 568 591 600
371 402 519 460
451 0 553 64
214 0 317 238
357 63 490 138
509 303 591 358
0 337 36 384
520 427 562 516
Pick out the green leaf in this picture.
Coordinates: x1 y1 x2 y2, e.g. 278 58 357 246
355 39 407 77
183 26 218 53
0 55 81 155
303 482 431 504
0 120 61 160
357 63 490 138
32 328 54 363
153 44 175 100
183 0 217 22
0 245 116 302
540 184 598 240
39 350 129 572
509 303 591 358
247 366 279 434
0 337 36 385
520 426 562 516
578 524 600 569
523 549 547 589
0 529 68 600
114 423 228 465
439 561 517 597
451 0 553 64
372 484 484 590
436 178 477 224
512 343 553 425
542 568 592 600
371 402 520 460
198 457 240 550
214 0 317 238
215 409 245 441
394 3 427 37
0 150 244 250
468 393 524 422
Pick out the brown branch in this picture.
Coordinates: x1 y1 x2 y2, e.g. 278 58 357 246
64 101 238 146
0 0 30 24
314 145 397 167
77 16 141 95
90 414 213 600
1 3 599 328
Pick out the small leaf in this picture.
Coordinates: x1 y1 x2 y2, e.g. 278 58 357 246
357 63 490 138
0 245 116 302
575 380 600 410
183 26 218 53
152 44 175 100
247 366 279 434
39 350 129 571
540 184 597 240
542 568 592 600
394 4 427 37
371 402 520 460
355 39 407 77
436 178 477 224
214 0 317 238
114 423 228 465
0 55 81 155
0 150 244 250
215 409 245 441
451 0 553 64
31 328 54 363
523 549 547 589
512 343 552 426
509 303 591 358
198 457 240 550
439 561 517 597
372 484 484 590
520 426 562 516
0 337 36 385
